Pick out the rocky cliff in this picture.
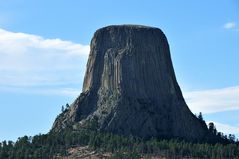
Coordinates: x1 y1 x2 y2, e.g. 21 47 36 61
52 25 208 140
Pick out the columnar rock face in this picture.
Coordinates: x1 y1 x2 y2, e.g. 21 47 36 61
52 25 208 140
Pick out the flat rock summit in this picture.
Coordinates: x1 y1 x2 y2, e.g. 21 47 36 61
52 25 208 140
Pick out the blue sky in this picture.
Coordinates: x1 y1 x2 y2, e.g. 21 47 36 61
0 0 239 141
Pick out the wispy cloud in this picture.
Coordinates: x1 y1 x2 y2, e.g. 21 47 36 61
223 22 238 31
184 86 239 114
0 85 81 97
0 28 90 96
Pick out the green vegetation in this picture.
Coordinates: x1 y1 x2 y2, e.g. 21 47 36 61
0 127 239 159
0 112 238 158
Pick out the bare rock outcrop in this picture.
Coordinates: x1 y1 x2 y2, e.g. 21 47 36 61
52 25 208 140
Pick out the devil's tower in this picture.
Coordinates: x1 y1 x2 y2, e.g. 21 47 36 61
52 25 208 140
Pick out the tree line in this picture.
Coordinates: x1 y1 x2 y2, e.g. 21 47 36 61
1 110 238 159
0 127 239 159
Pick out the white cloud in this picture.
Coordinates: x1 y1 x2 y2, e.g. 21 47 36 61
0 28 90 96
0 85 81 97
184 86 239 114
35 87 81 97
223 22 238 30
50 88 81 97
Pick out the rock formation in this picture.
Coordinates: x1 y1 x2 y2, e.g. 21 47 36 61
52 25 208 140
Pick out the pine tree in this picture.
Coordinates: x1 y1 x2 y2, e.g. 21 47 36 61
198 112 203 121
61 105 65 112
